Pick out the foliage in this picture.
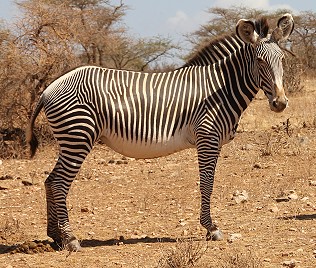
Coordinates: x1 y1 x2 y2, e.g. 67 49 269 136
0 0 176 134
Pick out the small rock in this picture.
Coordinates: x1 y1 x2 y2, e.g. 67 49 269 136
297 136 309 145
0 160 2 165
28 241 37 249
241 144 253 150
22 180 33 186
98 159 107 165
179 219 187 226
282 259 296 267
276 197 289 202
232 190 248 204
227 233 242 243
253 163 262 169
269 204 279 213
80 207 90 213
276 190 298 202
309 181 316 186
288 193 298 200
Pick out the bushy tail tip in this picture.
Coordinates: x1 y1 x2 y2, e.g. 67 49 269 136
25 125 38 159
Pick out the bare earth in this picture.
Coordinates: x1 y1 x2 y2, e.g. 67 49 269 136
1 79 316 267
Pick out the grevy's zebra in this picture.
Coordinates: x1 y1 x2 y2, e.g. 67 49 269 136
26 14 294 251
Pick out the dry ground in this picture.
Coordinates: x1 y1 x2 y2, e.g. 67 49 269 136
1 78 316 267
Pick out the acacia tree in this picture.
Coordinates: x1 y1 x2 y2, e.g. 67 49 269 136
0 0 176 132
293 11 316 71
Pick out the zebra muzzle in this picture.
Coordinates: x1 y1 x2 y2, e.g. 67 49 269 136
271 96 288 112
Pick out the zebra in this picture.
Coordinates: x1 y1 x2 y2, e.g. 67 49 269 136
26 14 294 251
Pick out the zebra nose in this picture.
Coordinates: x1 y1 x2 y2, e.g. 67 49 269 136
272 96 288 112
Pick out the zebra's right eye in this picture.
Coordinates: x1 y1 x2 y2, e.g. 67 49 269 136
257 57 266 65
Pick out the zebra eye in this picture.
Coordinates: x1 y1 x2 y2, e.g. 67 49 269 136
257 57 265 64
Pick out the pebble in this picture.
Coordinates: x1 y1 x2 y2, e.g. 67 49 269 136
269 204 279 213
276 190 298 202
22 180 33 186
309 181 316 186
288 193 298 200
81 207 90 213
227 233 242 243
241 144 253 150
253 163 262 169
232 190 249 204
282 259 296 267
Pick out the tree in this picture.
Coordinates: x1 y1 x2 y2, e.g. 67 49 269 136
0 0 177 158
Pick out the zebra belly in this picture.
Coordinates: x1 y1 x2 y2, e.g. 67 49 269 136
99 131 195 159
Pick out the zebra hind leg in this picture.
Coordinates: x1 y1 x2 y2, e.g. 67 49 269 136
45 168 63 248
45 150 91 252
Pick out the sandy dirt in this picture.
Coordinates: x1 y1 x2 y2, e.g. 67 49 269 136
1 80 316 267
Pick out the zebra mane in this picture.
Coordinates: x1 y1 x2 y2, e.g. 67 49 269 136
255 17 269 38
182 16 271 68
182 34 244 68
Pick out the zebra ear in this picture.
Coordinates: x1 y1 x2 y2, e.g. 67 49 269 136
236 19 258 44
271 13 294 42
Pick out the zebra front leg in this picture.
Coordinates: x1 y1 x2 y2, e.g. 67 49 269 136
197 142 223 241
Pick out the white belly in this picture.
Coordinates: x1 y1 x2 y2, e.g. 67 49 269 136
99 130 195 159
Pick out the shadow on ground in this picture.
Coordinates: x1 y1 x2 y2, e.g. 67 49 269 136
1 236 202 254
278 213 316 221
80 236 194 248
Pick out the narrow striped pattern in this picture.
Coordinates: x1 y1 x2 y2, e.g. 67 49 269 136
27 22 290 249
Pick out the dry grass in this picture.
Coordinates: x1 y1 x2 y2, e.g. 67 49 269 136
157 240 263 268
217 249 264 268
157 240 208 268
0 217 22 244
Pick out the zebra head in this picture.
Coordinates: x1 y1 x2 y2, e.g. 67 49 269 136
236 14 294 113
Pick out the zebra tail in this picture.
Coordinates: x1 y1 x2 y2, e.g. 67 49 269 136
26 94 44 158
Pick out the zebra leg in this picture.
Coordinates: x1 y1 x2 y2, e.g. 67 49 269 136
45 164 62 247
197 137 223 241
47 151 89 252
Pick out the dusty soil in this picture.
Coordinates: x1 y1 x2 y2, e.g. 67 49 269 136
1 79 316 267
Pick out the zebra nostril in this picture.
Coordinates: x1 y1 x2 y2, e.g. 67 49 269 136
272 100 278 108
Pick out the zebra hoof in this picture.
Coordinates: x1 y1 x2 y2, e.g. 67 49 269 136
206 229 223 241
64 239 82 252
